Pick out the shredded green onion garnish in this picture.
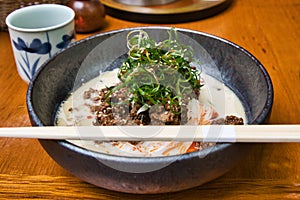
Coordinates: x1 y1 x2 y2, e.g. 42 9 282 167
107 28 202 115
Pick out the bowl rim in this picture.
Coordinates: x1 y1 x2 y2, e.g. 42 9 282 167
26 26 274 161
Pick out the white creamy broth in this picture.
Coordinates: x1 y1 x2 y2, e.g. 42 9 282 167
55 69 246 157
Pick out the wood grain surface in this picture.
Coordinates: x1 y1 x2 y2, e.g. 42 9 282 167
0 0 300 199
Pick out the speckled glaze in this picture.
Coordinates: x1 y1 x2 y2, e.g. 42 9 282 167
26 27 273 194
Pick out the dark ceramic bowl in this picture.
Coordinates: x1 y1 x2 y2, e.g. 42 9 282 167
26 27 273 194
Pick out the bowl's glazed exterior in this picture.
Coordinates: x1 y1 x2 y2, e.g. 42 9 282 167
27 27 273 194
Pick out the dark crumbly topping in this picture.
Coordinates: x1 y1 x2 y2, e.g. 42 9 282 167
83 85 244 127
87 84 185 126
224 115 244 125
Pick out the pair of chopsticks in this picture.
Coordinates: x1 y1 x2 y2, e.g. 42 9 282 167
0 125 299 142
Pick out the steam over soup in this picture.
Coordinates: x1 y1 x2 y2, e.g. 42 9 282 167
55 29 246 157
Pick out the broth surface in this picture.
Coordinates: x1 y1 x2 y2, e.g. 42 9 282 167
55 69 246 156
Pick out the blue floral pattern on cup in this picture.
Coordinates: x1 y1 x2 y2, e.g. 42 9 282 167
56 32 75 49
13 34 51 81
12 31 75 81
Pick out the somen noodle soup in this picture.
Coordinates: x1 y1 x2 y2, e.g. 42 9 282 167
55 29 246 157
27 27 273 193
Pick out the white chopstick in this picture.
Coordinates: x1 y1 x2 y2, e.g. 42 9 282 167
0 125 299 142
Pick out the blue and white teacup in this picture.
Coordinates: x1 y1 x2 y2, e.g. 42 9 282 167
6 4 76 83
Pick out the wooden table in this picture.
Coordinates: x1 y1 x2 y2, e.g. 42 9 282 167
0 0 299 199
